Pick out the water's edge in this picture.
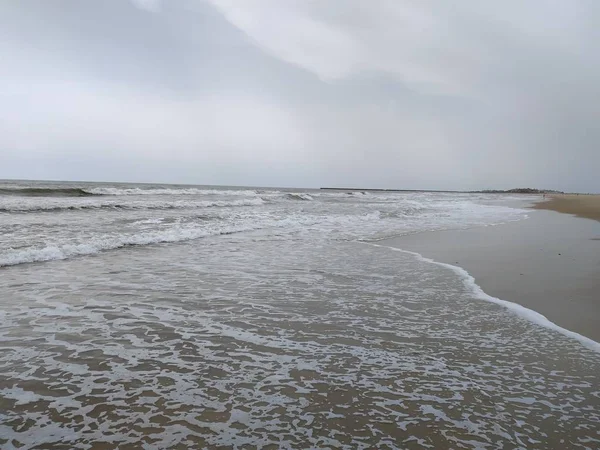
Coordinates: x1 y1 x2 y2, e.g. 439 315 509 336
362 241 600 353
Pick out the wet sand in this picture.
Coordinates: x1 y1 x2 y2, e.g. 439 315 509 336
380 209 600 342
533 194 600 222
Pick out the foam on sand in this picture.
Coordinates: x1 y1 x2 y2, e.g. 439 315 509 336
366 242 600 353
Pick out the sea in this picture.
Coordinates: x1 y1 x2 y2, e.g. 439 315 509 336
1 180 599 449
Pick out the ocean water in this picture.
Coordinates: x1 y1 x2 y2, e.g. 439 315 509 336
1 180 599 449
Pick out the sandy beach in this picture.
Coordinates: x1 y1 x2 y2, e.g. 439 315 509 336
533 194 600 222
380 204 600 342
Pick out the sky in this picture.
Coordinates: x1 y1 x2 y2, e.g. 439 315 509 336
1 0 599 191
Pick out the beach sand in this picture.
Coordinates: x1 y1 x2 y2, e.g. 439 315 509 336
533 194 600 222
379 207 600 342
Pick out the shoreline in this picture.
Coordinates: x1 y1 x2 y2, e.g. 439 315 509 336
378 207 600 343
533 194 600 222
366 242 600 352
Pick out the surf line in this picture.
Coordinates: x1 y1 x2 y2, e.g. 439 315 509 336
357 241 600 354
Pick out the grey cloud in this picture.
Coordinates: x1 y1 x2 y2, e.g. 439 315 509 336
1 0 599 191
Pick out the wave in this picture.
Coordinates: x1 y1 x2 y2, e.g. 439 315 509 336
0 198 265 213
0 210 386 267
314 191 369 197
0 186 266 197
85 187 260 196
0 187 97 197
286 193 314 201
366 243 600 353
0 222 271 267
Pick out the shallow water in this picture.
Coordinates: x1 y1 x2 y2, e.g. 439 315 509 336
1 181 598 448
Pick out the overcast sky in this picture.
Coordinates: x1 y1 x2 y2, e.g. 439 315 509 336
1 1 599 191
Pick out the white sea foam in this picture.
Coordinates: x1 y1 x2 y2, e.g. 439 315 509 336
0 387 44 406
366 243 600 353
0 224 261 267
130 218 165 226
0 209 391 267
0 193 531 268
2 229 599 448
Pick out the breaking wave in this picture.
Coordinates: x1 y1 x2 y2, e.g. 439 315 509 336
0 198 265 213
0 186 265 197
286 193 314 201
0 211 389 267
0 224 265 267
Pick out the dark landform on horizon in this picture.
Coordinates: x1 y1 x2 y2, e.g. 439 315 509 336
321 187 565 194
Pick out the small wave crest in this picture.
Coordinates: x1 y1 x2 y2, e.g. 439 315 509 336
0 198 265 213
286 193 314 201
